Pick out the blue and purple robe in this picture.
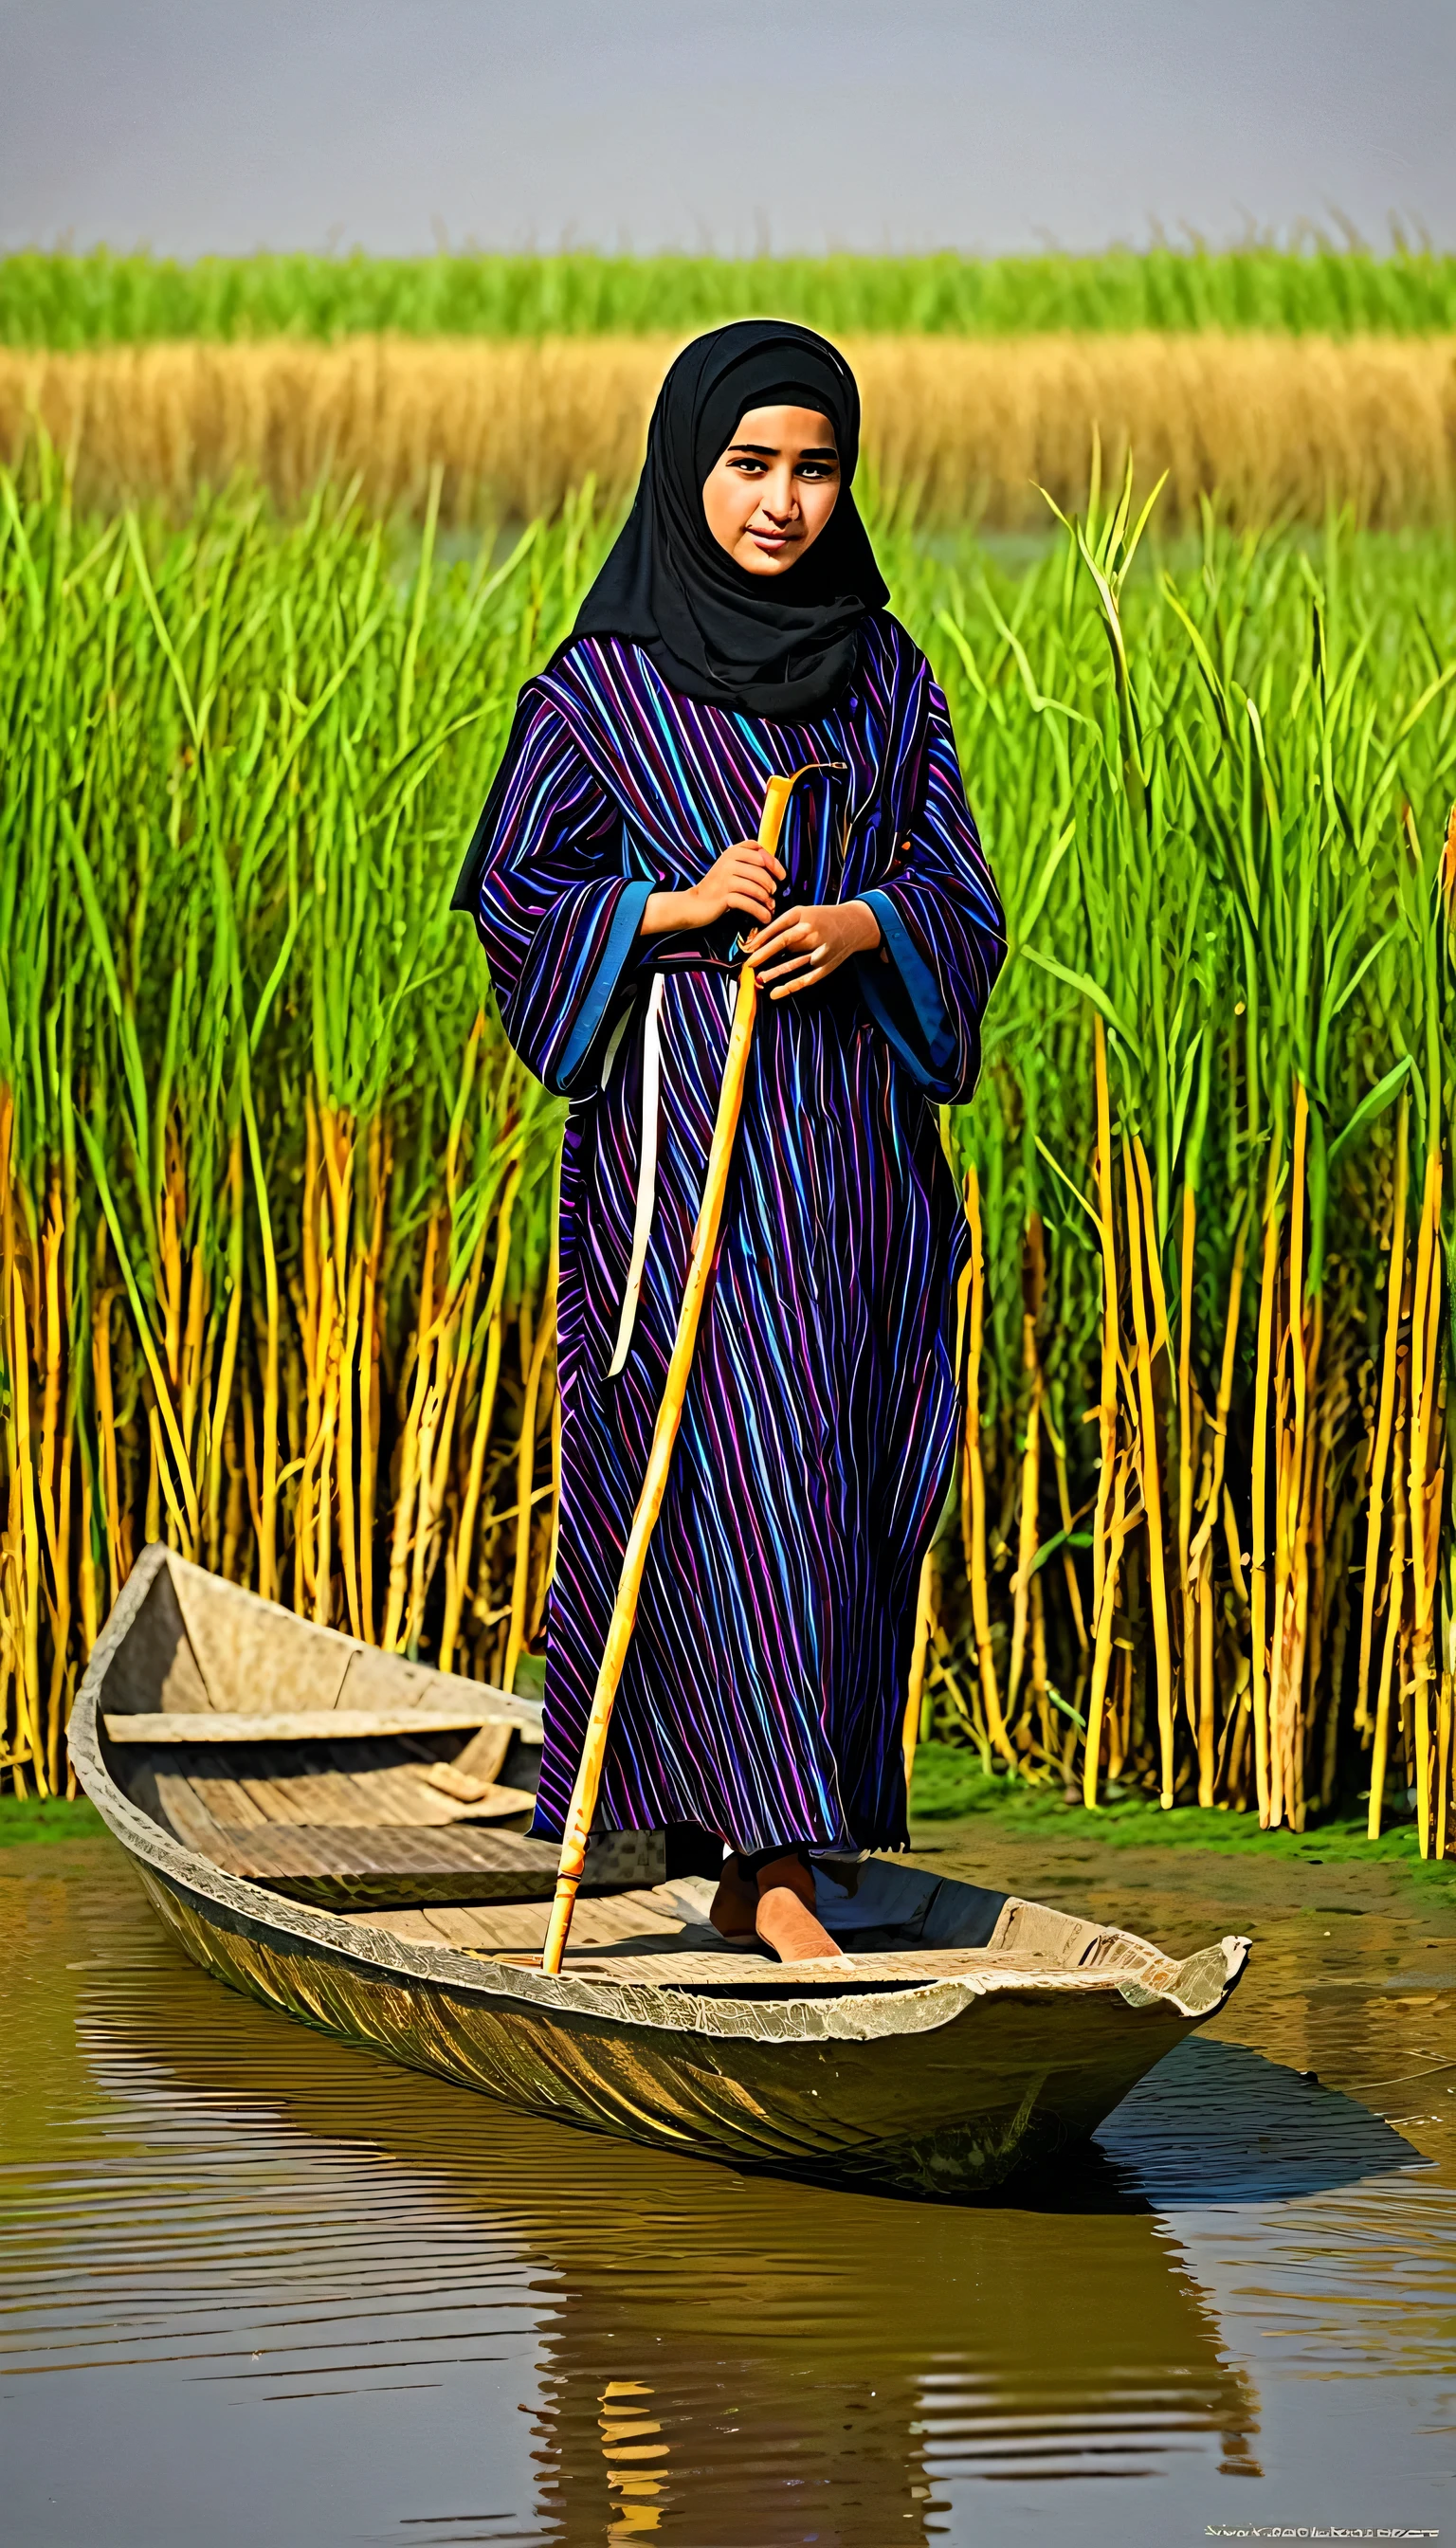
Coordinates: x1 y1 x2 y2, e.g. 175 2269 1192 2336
468 613 1004 1856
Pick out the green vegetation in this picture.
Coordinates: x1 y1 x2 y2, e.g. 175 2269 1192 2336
1 455 1453 1847
5 243 1456 349
0 1793 103 1845
907 1745 1441 1865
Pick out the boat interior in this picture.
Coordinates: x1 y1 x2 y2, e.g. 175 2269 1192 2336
95 1552 1199 2003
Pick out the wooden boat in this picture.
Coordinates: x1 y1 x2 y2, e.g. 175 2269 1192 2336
70 1544 1249 2197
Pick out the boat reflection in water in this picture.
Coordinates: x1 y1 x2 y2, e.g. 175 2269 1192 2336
525 2138 1265 2542
64 1927 1279 2547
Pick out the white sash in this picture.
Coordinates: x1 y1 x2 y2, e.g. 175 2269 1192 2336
607 972 666 1376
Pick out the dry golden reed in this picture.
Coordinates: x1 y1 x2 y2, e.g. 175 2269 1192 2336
3 330 1453 528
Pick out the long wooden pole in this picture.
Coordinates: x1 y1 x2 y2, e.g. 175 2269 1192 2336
540 767 831 1975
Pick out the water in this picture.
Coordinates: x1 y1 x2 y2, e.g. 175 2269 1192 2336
3 1823 1453 2548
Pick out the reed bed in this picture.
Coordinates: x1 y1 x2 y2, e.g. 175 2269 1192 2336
913 481 1456 1850
2 457 1453 1845
7 244 1456 349
3 333 1453 534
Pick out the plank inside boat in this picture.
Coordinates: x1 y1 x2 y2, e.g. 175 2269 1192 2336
103 1706 536 1743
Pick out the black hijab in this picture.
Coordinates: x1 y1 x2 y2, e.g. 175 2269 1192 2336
563 318 888 722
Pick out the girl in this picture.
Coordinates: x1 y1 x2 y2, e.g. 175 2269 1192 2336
454 320 1004 1960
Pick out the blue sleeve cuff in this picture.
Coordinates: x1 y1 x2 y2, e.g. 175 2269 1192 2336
855 890 958 1092
555 880 655 1089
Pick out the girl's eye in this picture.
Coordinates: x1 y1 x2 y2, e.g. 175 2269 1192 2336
727 456 836 477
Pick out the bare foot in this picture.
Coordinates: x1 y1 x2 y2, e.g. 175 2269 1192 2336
755 1855 844 1962
708 1855 758 1941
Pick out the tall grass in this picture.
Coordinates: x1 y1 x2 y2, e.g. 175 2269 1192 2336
5 333 1454 532
6 244 1456 349
0 459 595 1789
2 456 1452 1842
917 480 1456 1847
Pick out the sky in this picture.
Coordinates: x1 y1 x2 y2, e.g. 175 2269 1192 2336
2 0 1453 261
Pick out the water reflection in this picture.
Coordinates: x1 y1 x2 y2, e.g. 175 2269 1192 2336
82 2015 1259 2544
1 1839 1445 2548
527 2175 1261 2539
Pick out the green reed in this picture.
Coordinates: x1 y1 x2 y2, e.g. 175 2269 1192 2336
2 456 1453 1836
6 242 1456 350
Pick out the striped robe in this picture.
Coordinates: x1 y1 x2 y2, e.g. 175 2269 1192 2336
467 614 1004 1856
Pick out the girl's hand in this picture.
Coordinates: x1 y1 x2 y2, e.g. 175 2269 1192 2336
640 840 786 937
746 899 882 998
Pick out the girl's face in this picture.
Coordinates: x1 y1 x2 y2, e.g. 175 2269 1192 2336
701 405 841 576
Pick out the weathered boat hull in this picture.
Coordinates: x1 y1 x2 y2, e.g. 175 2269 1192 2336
73 1548 1249 2197
134 1858 1208 2193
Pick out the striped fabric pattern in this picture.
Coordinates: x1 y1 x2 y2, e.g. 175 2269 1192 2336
471 614 1004 1857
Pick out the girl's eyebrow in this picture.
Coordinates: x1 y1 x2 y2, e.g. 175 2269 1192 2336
727 440 840 460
